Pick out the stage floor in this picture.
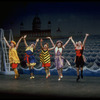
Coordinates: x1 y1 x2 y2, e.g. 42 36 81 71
0 74 100 99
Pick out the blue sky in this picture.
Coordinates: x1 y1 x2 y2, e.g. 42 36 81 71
1 1 100 36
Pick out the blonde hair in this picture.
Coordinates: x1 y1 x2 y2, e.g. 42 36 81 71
76 41 82 45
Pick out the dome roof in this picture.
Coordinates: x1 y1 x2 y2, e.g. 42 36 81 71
32 16 41 31
32 16 41 25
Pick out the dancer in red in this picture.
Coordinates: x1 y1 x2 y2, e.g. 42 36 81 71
70 34 89 82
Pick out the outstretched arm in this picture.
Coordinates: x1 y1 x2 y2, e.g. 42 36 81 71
48 46 55 51
40 39 43 49
46 37 55 47
63 37 71 48
83 33 89 47
34 38 39 49
3 37 11 49
23 35 28 47
16 36 23 50
70 37 76 47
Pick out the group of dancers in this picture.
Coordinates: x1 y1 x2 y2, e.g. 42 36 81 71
3 33 89 82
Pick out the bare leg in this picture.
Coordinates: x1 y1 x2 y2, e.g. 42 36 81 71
77 68 79 76
31 66 34 76
14 68 19 79
76 67 80 82
29 66 35 79
60 68 63 78
44 67 48 75
47 68 50 77
57 69 60 77
45 67 49 79
80 67 83 79
29 66 32 76
57 69 61 81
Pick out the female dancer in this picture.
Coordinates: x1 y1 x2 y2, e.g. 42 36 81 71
4 36 23 79
70 33 89 82
40 38 54 79
47 37 71 81
23 35 39 79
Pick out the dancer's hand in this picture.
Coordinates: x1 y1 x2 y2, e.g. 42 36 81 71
23 35 27 39
36 38 39 42
86 33 89 36
20 36 23 39
69 36 72 40
46 37 51 39
40 38 43 42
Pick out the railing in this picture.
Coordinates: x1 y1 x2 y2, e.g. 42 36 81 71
0 28 13 73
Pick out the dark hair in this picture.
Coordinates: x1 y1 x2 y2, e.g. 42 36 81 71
44 43 49 48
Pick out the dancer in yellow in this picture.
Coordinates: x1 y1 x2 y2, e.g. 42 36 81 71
40 38 54 79
4 36 23 79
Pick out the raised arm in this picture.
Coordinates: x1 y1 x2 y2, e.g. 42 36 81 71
40 38 43 49
34 38 39 49
83 33 89 47
23 35 28 47
3 37 11 49
70 37 76 47
46 37 55 47
63 37 71 48
16 36 23 50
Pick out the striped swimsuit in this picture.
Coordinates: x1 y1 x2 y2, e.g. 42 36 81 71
40 49 51 67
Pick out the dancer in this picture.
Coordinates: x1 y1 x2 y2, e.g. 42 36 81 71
47 37 71 81
40 38 54 79
70 33 89 82
3 36 23 79
23 35 39 79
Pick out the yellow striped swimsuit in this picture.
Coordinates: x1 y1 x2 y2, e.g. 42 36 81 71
40 49 51 64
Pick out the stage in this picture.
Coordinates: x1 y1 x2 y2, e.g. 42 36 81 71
0 75 100 99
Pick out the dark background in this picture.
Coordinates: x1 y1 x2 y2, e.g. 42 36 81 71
0 0 100 36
